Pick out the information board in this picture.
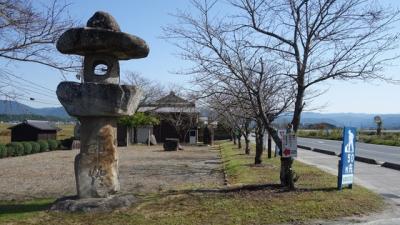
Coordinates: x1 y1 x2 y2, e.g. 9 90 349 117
282 133 297 158
338 127 357 189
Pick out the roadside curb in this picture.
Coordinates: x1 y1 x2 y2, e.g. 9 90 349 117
312 148 337 156
297 144 400 170
354 156 379 165
381 162 400 171
297 145 312 150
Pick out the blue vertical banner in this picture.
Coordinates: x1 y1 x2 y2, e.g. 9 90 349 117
338 127 357 190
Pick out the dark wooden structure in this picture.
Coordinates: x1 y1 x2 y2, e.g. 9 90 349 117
138 91 199 143
8 120 59 142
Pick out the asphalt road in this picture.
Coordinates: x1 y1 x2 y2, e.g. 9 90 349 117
297 149 400 224
298 137 400 164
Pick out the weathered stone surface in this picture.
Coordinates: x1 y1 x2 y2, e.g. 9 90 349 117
56 11 146 200
83 54 120 84
56 82 141 117
56 28 149 59
50 194 136 213
73 122 80 139
87 11 121 32
75 121 119 198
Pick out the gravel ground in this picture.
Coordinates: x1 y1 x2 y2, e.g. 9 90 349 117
0 145 223 201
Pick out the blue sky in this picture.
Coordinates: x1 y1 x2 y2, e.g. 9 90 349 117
1 0 400 114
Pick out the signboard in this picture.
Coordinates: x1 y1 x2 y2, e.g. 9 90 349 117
278 130 286 139
281 133 297 158
276 130 286 156
338 127 357 190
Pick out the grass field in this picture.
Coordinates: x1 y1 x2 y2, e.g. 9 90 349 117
298 129 400 147
0 141 384 225
0 123 11 144
56 124 74 140
0 123 74 144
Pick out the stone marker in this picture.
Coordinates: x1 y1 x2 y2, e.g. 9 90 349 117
56 11 148 201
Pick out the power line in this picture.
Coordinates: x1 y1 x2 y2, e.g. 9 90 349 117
0 69 56 93
0 81 56 99
0 69 61 106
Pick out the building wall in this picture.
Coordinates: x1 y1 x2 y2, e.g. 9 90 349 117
136 126 153 144
153 114 198 143
153 120 178 143
11 124 56 142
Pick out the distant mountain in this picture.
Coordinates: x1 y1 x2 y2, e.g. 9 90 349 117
0 100 69 119
276 112 400 129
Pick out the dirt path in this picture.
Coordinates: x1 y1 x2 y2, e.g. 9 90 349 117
0 145 223 201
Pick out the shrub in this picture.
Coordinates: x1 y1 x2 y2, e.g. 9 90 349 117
48 139 58 151
0 144 6 158
6 143 24 156
22 142 32 155
308 131 317 137
30 142 40 153
10 142 24 156
60 137 74 150
6 144 15 157
38 140 49 152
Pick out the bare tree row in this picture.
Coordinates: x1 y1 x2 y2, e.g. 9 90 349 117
165 0 400 189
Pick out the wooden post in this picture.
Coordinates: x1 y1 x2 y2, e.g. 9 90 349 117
268 132 272 158
148 129 150 146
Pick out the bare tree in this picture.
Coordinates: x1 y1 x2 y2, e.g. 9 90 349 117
208 93 253 154
156 106 198 142
0 0 77 71
232 0 400 131
165 0 294 166
230 0 400 188
122 71 167 109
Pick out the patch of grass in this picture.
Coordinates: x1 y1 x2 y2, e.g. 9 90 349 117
56 124 74 140
0 198 53 223
219 142 384 221
0 123 11 144
0 141 384 225
298 129 400 147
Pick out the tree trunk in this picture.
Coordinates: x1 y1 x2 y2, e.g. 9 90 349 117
280 157 294 189
267 132 272 159
233 134 237 145
237 134 242 149
244 133 250 154
258 116 297 188
291 87 305 133
254 121 264 164
277 86 305 190
280 126 295 190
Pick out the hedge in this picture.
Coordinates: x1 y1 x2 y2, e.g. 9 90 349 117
22 142 32 155
30 142 40 153
48 139 58 151
10 142 24 156
0 139 62 159
0 144 6 158
6 144 15 157
38 140 49 152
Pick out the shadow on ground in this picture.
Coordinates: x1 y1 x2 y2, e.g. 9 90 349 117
0 201 52 215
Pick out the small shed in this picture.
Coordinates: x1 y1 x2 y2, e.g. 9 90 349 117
8 120 59 142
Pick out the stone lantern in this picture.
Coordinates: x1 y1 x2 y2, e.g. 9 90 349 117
56 12 148 199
